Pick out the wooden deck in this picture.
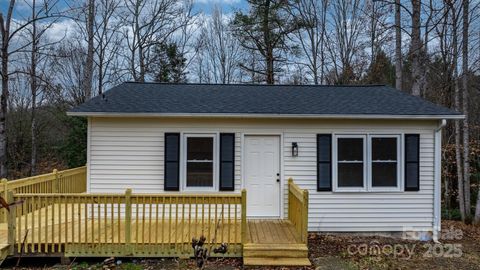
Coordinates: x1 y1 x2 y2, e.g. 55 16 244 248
1 217 308 265
1 202 242 257
0 168 310 266
244 219 309 266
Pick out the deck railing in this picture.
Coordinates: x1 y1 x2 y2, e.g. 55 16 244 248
287 178 309 244
7 189 247 257
0 166 87 223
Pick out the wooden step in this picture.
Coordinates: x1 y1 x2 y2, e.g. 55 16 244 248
0 244 9 266
243 257 311 266
243 243 311 266
243 243 308 258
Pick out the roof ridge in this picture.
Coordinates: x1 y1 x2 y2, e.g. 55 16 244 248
123 81 387 88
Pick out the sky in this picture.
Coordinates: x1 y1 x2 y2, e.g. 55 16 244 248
0 0 249 48
193 0 247 14
0 0 248 17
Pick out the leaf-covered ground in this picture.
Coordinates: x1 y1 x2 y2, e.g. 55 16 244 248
2 220 479 270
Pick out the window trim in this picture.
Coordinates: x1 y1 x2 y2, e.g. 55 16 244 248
332 134 368 192
182 133 218 191
368 134 403 192
333 133 404 193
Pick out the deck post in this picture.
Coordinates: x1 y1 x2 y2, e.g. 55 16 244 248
287 178 293 221
7 191 16 254
241 189 247 247
52 169 59 193
302 189 309 244
1 178 7 223
125 189 132 253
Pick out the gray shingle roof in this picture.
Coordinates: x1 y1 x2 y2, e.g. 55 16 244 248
69 82 461 118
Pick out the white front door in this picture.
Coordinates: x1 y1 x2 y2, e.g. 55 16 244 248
244 135 281 218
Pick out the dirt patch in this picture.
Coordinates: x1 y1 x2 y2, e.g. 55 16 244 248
2 221 479 270
308 220 480 270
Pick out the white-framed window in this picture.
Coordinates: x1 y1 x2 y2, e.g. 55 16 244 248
333 134 367 192
333 134 402 192
369 134 402 191
182 134 217 191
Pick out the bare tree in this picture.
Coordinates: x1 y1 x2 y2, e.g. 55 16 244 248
447 0 466 221
288 0 329 84
410 0 423 96
51 39 92 106
123 0 186 82
395 0 402 90
93 0 124 95
0 0 62 178
461 0 470 220
27 0 59 175
82 0 95 99
365 0 391 65
325 0 366 84
198 6 241 84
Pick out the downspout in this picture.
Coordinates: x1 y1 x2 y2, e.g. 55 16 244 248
433 119 446 242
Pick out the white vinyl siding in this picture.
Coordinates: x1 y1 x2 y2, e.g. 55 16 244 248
88 117 438 232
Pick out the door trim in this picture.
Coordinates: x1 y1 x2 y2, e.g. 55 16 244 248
241 133 283 219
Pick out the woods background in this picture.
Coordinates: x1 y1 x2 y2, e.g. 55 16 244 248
0 0 479 223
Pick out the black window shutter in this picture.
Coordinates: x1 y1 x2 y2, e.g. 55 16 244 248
164 133 180 191
219 133 235 191
405 134 420 191
317 134 332 191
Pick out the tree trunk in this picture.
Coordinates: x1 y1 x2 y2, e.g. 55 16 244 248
0 1 14 178
475 194 480 224
0 50 7 178
451 2 466 222
320 2 327 85
266 49 274 84
83 0 95 99
138 45 146 82
461 0 471 220
395 0 402 90
410 0 422 96
30 0 38 176
263 0 274 84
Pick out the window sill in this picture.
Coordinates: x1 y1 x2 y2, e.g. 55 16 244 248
333 187 404 193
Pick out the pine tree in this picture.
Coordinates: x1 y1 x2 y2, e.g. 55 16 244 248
152 43 187 83
231 0 301 84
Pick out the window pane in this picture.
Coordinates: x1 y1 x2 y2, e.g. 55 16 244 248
372 138 397 161
338 163 363 187
372 163 397 187
187 137 213 160
187 162 213 187
338 138 363 161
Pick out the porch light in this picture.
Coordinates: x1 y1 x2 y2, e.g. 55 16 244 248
292 142 298 157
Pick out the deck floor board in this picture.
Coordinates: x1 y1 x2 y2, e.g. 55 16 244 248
245 219 301 245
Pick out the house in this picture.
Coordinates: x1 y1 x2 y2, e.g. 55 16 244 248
68 82 461 239
0 82 463 266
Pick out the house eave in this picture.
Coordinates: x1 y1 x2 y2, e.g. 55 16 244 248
66 111 465 120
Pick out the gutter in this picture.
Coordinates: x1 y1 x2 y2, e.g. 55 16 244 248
433 119 447 242
66 112 466 120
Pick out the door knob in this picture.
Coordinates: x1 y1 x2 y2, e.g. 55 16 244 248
276 173 280 182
